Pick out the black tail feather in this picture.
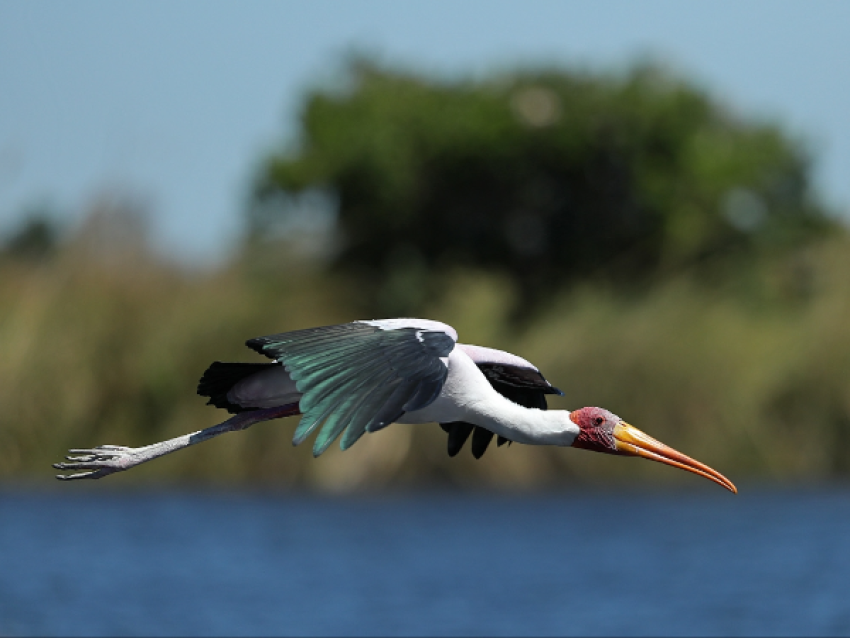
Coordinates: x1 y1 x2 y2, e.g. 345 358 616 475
197 361 279 413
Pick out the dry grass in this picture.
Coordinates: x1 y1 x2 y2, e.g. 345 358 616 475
3 220 849 490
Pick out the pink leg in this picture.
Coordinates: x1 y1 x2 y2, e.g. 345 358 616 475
54 404 300 481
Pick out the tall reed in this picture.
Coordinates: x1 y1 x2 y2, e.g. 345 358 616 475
3 219 849 490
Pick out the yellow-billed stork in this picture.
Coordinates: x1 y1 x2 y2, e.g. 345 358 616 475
54 319 736 492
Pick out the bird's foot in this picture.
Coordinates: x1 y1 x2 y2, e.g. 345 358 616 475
53 445 141 480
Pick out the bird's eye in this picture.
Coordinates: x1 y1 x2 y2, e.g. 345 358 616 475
594 417 604 426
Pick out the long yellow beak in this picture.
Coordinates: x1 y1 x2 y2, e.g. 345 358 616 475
613 422 737 493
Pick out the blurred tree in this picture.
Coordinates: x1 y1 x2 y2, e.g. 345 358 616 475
252 58 837 318
2 208 60 262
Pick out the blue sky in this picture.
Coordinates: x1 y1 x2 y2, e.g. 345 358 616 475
1 0 848 263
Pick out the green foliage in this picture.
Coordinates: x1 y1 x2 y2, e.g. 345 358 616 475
1 213 60 262
254 59 836 318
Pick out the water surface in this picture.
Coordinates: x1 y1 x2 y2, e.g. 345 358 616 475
1 487 848 636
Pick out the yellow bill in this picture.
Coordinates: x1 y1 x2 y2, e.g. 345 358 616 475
613 421 737 493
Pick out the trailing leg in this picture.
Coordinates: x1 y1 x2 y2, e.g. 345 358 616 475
53 404 299 480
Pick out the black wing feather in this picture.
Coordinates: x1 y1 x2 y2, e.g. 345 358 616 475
440 362 556 458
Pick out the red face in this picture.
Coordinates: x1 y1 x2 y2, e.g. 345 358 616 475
568 406 737 493
569 406 621 453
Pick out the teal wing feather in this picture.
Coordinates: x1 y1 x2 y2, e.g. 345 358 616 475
246 321 456 456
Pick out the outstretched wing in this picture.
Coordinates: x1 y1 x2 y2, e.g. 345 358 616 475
247 319 457 456
440 344 563 459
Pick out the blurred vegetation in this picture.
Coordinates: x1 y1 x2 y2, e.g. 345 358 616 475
2 59 849 490
254 59 836 319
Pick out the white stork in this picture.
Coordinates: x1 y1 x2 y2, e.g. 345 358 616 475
54 318 736 492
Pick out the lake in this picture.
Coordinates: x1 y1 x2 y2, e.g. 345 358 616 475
1 486 848 636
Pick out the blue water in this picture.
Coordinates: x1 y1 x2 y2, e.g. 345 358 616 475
1 486 849 636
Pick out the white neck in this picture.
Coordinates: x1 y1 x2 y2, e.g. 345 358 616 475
469 396 579 446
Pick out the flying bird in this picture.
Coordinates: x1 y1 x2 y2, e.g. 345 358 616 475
54 319 736 492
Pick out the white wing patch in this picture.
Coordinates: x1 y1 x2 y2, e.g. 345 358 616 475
358 318 459 343
456 344 540 371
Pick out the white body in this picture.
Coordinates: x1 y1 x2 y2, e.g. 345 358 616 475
396 347 578 446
